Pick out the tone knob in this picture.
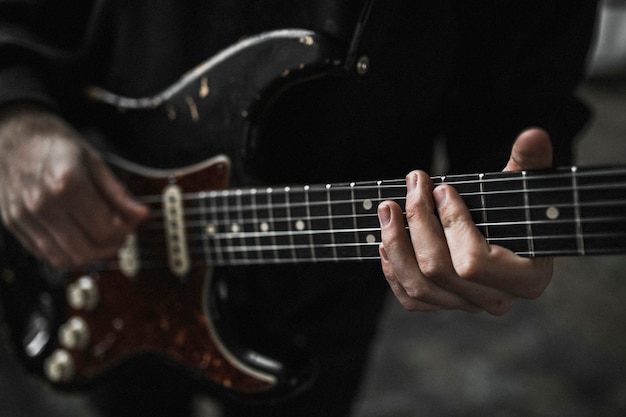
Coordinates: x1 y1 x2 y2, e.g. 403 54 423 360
58 317 90 351
66 275 99 311
43 349 75 383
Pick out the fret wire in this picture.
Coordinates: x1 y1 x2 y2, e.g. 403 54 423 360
250 188 263 260
521 171 535 256
478 173 489 239
221 190 234 261
265 187 280 262
235 189 248 263
284 187 297 260
571 167 586 255
198 191 212 265
325 184 339 261
304 185 316 262
209 190 224 264
350 182 363 259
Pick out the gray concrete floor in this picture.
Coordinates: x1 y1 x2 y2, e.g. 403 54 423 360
352 79 626 417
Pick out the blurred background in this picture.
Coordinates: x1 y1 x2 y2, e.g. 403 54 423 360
1 1 625 416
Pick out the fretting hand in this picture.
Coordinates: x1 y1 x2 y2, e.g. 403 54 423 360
378 128 554 315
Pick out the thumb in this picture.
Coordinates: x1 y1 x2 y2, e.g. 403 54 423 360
85 148 150 225
504 128 553 172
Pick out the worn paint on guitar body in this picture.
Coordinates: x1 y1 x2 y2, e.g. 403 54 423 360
0 29 342 400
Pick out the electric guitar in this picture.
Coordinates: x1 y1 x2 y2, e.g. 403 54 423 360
1 29 626 401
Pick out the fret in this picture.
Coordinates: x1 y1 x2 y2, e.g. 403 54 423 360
473 172 529 254
241 188 262 261
352 181 383 259
577 167 626 253
234 190 248 263
571 167 586 255
328 184 360 260
283 187 297 260
303 185 316 261
325 184 339 261
308 184 336 261
478 173 489 239
256 188 280 262
198 191 213 266
207 190 225 265
350 183 363 259
268 187 292 262
524 169 578 255
521 171 535 256
287 186 314 261
221 191 236 263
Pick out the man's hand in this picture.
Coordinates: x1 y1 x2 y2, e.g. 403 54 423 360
0 104 149 268
378 128 554 315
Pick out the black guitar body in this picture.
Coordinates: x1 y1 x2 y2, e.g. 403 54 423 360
0 229 67 373
0 29 346 402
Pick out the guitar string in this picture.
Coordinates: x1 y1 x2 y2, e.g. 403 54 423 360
87 169 626 272
143 196 626 223
98 228 626 273
137 187 626 233
113 210 626 267
134 180 626 206
131 167 626 205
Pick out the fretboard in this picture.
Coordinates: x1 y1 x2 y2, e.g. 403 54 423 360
150 166 626 267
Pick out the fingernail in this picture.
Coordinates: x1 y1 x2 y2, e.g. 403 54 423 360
379 244 389 261
378 203 391 226
434 186 447 209
406 172 418 193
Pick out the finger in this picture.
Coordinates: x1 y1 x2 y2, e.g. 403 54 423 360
379 244 444 312
22 185 124 267
432 185 525 313
383 174 482 312
504 128 553 172
55 162 133 249
49 149 147 250
86 150 149 225
378 201 450 311
5 201 74 267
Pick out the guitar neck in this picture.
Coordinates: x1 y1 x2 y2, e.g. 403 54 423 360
163 166 626 267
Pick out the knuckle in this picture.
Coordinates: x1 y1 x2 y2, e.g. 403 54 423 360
400 299 420 312
46 164 80 197
404 200 430 224
454 254 488 283
522 277 551 300
417 256 449 280
23 189 50 216
404 284 428 301
4 202 25 227
486 297 515 316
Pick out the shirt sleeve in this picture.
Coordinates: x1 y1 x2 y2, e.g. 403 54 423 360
0 0 97 110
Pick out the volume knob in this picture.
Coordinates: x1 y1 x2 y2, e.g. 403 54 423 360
43 349 75 383
66 276 99 311
58 317 90 351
